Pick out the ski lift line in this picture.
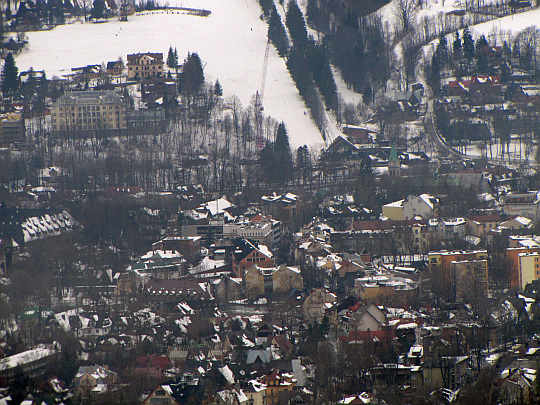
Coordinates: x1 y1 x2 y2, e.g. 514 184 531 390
257 40 271 106
255 40 271 150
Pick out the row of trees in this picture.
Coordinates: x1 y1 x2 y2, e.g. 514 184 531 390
260 0 337 136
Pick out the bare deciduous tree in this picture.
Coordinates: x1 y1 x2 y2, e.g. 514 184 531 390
394 0 418 33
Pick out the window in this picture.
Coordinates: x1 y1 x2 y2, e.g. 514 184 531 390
150 398 170 405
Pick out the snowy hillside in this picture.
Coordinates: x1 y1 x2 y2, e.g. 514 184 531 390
470 8 540 36
16 0 327 149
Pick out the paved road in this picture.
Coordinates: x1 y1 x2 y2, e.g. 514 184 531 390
423 85 464 160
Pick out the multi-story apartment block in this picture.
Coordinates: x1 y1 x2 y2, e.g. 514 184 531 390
126 52 164 79
517 251 540 291
449 259 489 300
428 250 488 298
51 91 128 135
0 112 25 145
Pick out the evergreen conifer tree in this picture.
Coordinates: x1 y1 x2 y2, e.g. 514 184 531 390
475 35 489 73
362 83 373 105
1 52 19 97
435 32 448 67
181 52 204 99
214 78 223 96
259 0 274 19
462 26 475 59
306 37 337 110
268 5 290 57
274 122 293 183
453 31 462 59
5 1 11 20
167 46 176 69
285 0 308 47
90 0 104 19
260 122 294 184
306 0 318 28
429 54 441 94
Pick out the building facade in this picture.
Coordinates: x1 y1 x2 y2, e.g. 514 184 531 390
127 52 164 79
51 91 128 135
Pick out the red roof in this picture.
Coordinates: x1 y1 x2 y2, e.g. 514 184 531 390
468 215 502 223
135 354 172 370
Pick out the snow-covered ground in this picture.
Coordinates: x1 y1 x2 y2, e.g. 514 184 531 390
470 7 540 36
16 0 327 149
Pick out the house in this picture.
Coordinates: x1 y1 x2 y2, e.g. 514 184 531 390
498 367 537 405
215 388 249 405
246 346 272 365
143 278 212 310
179 197 235 239
212 275 244 303
382 194 439 220
294 235 332 264
106 60 124 76
0 345 57 385
223 217 282 249
152 236 202 264
141 377 200 405
326 135 359 157
243 380 267 405
466 215 503 238
422 356 469 391
244 265 303 298
342 125 377 145
0 206 76 247
468 75 502 105
499 216 533 230
129 249 187 279
70 64 101 80
261 193 298 223
435 218 466 240
302 288 337 322
338 393 377 404
231 238 274 279
141 76 177 104
141 384 181 405
260 370 296 405
127 52 164 79
502 191 540 220
73 365 117 395
353 274 418 306
337 301 386 335
394 90 422 111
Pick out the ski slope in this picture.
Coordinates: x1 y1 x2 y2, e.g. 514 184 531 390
470 7 540 36
16 0 327 149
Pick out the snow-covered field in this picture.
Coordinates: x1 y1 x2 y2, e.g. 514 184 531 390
470 8 540 36
16 0 327 149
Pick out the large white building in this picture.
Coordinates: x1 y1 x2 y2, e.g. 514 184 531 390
382 194 440 220
51 91 127 134
502 191 540 220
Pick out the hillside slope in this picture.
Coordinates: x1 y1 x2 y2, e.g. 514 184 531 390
16 0 327 149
